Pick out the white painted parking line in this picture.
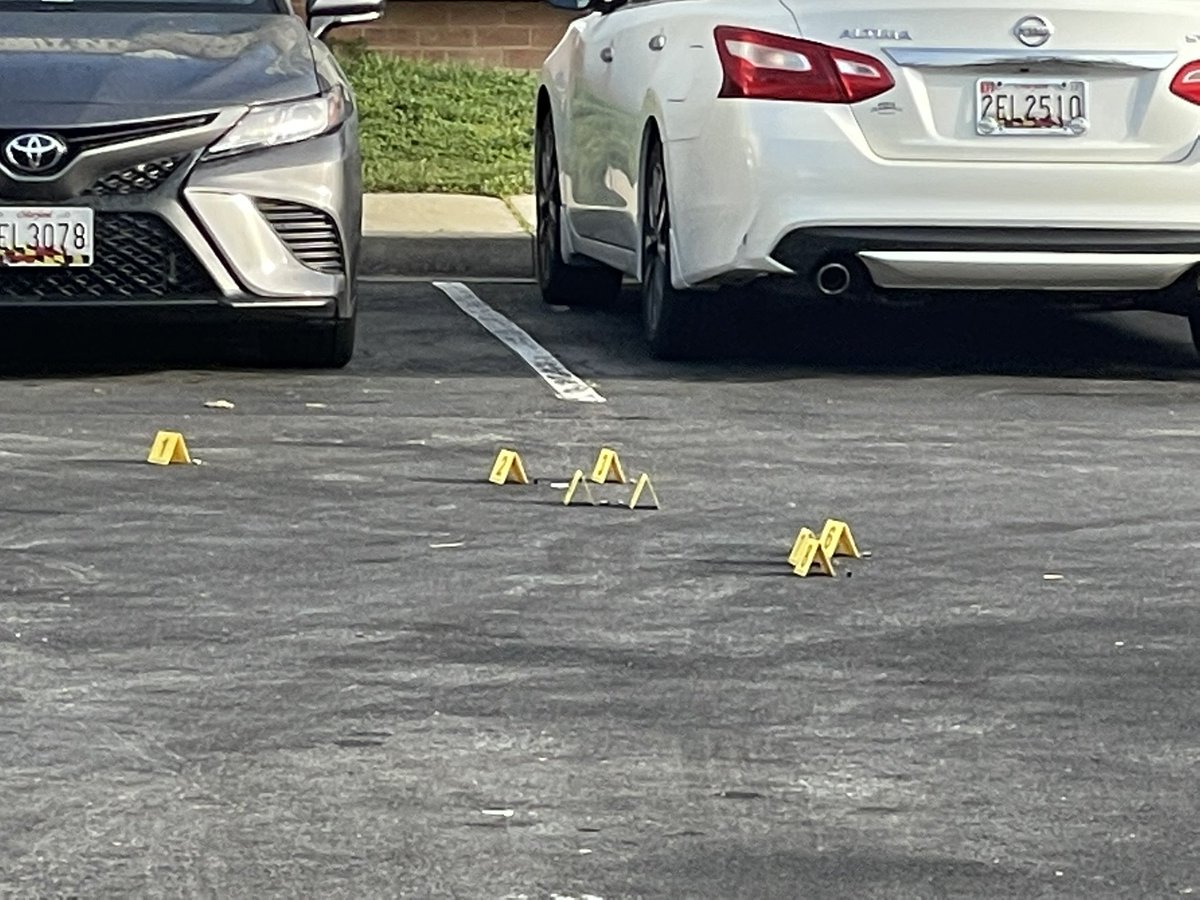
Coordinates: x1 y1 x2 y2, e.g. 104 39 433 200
434 281 606 404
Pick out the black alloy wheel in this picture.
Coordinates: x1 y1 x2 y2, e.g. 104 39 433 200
641 139 706 360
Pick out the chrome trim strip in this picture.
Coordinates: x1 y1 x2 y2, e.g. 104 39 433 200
227 299 333 309
857 250 1200 291
883 47 1178 71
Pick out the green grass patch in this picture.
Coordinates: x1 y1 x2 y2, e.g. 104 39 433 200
336 45 538 197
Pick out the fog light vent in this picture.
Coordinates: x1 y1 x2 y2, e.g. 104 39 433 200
255 198 344 275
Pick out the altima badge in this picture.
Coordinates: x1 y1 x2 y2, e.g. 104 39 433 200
840 28 912 41
3 133 68 175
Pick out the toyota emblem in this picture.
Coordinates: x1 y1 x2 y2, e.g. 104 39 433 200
1014 15 1053 47
3 132 68 175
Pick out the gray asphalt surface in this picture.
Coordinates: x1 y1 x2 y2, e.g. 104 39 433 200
2 282 1199 899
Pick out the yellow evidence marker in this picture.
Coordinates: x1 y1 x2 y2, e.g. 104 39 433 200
488 448 530 485
627 473 661 510
791 530 836 577
146 430 192 466
820 519 862 559
562 469 597 506
589 447 628 484
788 528 818 568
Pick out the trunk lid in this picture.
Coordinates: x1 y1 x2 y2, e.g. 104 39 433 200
776 0 1200 163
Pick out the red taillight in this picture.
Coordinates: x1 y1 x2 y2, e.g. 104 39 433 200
1171 61 1200 105
714 26 895 104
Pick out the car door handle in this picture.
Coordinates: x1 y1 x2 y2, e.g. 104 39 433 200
600 46 614 63
649 34 666 51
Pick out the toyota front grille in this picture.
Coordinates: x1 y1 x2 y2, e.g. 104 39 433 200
0 114 217 178
0 212 218 300
84 156 186 196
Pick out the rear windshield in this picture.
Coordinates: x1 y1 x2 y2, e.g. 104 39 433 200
0 0 286 11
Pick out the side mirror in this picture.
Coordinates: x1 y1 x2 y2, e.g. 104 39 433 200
307 0 383 40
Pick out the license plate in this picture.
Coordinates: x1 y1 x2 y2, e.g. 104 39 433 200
0 207 93 267
976 78 1089 136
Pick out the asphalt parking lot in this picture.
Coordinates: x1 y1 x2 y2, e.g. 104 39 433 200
3 281 1200 898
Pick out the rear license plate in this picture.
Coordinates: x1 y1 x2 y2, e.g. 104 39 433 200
976 78 1089 136
0 207 93 267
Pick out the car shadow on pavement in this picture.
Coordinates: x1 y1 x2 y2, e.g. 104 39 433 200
0 314 261 377
559 287 1200 382
4 287 1200 381
729 300 1200 378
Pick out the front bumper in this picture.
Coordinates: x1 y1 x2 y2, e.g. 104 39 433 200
0 115 361 318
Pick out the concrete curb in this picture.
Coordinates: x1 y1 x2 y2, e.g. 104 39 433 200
361 233 534 279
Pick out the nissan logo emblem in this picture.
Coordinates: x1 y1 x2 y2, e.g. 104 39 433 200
1014 15 1053 48
3 132 68 175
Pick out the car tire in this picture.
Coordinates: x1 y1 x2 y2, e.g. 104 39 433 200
259 309 356 369
641 139 707 361
535 112 622 308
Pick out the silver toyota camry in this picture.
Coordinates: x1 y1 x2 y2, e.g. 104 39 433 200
0 0 380 367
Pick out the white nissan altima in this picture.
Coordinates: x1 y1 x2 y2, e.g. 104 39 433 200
536 0 1200 359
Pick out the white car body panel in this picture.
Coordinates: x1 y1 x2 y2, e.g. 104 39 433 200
538 0 1200 305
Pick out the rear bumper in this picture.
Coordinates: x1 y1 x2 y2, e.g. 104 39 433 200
665 101 1200 304
770 226 1200 308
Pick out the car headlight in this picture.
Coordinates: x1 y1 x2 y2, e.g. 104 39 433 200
205 89 347 158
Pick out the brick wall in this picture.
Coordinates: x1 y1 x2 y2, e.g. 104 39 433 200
334 1 581 68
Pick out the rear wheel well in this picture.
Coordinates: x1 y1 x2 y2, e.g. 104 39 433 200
534 90 623 309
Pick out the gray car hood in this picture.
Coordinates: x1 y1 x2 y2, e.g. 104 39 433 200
0 14 319 127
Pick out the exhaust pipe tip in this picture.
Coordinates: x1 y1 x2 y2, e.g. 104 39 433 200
816 262 852 296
